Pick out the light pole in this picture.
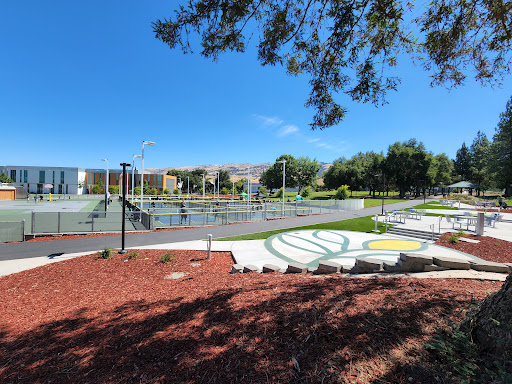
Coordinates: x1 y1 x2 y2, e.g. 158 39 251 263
119 162 130 254
217 172 220 200
213 172 219 200
131 154 141 203
201 174 205 200
100 158 109 212
247 167 251 206
279 160 286 216
140 140 155 221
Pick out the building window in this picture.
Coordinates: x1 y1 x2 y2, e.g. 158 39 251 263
37 184 43 194
53 171 55 184
66 184 69 194
39 171 45 184
24 170 28 183
59 184 63 194
60 171 65 184
10 170 16 182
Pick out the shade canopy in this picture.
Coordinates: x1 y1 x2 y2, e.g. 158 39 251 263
446 181 484 189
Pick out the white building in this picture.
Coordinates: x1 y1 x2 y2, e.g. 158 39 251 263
0 166 87 195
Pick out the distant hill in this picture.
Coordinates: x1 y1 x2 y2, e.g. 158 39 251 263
147 161 332 182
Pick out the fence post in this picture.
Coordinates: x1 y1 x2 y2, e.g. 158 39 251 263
22 219 25 242
92 216 94 232
226 206 229 224
57 212 61 234
31 211 35 235
295 201 297 216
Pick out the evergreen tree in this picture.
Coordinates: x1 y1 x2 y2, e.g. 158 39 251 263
490 97 512 196
454 143 472 180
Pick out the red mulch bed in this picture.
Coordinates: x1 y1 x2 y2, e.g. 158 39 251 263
435 233 512 263
0 243 508 383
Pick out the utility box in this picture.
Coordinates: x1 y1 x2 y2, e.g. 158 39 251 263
476 212 485 236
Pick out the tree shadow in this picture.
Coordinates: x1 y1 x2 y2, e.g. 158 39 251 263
0 277 477 383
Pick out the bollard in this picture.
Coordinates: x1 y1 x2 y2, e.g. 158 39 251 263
372 214 379 232
207 234 212 260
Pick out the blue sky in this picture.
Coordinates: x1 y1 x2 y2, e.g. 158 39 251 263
1 1 511 171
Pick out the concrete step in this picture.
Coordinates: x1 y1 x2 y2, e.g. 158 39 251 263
387 227 441 241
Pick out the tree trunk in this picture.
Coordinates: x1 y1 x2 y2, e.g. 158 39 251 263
461 273 512 356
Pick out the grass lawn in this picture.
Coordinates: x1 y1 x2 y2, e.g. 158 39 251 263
413 202 459 210
216 216 387 241
362 198 403 208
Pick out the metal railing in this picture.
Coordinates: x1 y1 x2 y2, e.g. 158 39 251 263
0 199 365 242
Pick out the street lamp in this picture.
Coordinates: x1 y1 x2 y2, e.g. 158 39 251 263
100 158 109 212
201 174 205 200
140 140 155 221
131 154 141 203
119 162 130 254
247 167 251 206
279 160 286 216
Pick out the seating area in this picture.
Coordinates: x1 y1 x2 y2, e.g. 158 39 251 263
439 199 457 208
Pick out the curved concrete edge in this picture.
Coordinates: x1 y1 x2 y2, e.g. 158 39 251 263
0 250 96 278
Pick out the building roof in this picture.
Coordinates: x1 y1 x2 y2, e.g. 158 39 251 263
447 181 484 189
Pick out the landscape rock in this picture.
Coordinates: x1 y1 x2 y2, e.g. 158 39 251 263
399 253 433 265
262 264 281 273
317 260 341 273
230 264 244 274
433 256 471 270
243 264 260 273
469 260 510 273
286 262 309 274
356 258 383 272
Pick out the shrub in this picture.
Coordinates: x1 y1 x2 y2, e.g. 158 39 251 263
448 234 460 244
220 187 230 195
128 251 139 260
97 248 113 259
301 186 312 198
173 188 180 195
133 187 141 195
160 252 176 264
335 185 350 200
108 186 119 194
163 188 169 195
275 187 284 199
148 188 158 195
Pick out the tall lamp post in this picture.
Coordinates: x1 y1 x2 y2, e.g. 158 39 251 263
100 158 109 212
247 167 251 206
279 160 286 216
119 162 130 254
140 140 155 221
201 174 205 200
131 154 141 203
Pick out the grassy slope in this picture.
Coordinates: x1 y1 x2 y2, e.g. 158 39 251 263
216 216 387 241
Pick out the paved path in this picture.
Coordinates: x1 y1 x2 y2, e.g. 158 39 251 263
0 199 421 261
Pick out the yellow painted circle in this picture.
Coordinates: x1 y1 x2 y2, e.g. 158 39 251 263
367 240 422 251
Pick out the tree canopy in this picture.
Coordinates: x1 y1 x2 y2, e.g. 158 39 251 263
153 0 512 129
490 95 512 196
